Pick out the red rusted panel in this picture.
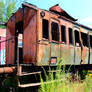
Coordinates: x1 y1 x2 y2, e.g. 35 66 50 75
6 8 24 65
23 7 37 64
15 8 23 23
6 15 16 64
81 42 89 64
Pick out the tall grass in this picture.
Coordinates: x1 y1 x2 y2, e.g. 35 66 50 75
39 58 92 92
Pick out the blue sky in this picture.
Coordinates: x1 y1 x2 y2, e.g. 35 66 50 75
17 0 92 28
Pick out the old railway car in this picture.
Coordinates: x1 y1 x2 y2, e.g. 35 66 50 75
4 2 92 75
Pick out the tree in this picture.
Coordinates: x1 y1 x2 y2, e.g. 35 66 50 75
0 0 28 28
0 0 15 28
0 0 5 22
5 0 15 21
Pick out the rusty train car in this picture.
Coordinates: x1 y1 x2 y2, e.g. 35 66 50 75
0 2 92 90
4 2 92 74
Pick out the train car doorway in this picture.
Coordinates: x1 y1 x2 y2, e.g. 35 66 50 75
74 27 81 65
18 34 23 64
15 21 23 64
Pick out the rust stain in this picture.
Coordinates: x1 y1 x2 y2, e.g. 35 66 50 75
23 7 37 64
81 47 86 64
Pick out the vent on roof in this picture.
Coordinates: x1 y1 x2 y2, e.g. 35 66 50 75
49 4 77 21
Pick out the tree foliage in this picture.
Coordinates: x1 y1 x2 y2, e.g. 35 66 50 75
6 0 15 21
0 0 15 22
0 0 5 22
0 0 27 28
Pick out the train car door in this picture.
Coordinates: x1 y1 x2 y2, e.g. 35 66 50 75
89 32 92 64
18 34 23 64
74 27 81 65
50 19 60 64
80 28 89 64
68 27 75 65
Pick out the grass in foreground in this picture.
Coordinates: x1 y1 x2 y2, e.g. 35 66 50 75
39 59 92 92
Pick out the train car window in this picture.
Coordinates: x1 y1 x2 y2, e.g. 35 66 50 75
90 35 92 48
74 30 80 46
61 25 66 43
51 22 59 41
42 19 49 39
69 28 73 44
81 32 88 47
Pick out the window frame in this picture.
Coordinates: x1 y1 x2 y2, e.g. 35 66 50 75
68 27 73 45
42 19 49 40
74 29 80 47
90 34 92 48
61 25 66 44
51 20 60 42
81 32 88 47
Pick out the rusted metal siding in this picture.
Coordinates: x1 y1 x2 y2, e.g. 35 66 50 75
71 26 81 65
81 47 89 64
6 8 23 65
6 16 15 64
51 43 60 59
60 19 74 65
37 10 75 66
37 10 51 65
80 28 89 64
74 47 81 65
15 8 23 24
50 19 60 64
37 40 50 65
23 7 37 64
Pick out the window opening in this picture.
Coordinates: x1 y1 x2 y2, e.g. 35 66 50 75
69 28 73 44
51 22 59 41
74 30 80 46
61 25 66 43
42 19 49 39
18 34 23 64
81 32 88 47
15 21 23 64
90 35 92 48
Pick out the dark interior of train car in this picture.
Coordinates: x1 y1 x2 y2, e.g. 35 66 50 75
51 22 59 41
68 28 73 45
74 30 80 46
81 32 88 47
42 19 49 39
61 25 66 43
90 35 92 48
15 21 23 64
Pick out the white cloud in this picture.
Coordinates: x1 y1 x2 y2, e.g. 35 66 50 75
82 16 92 23
79 16 92 28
